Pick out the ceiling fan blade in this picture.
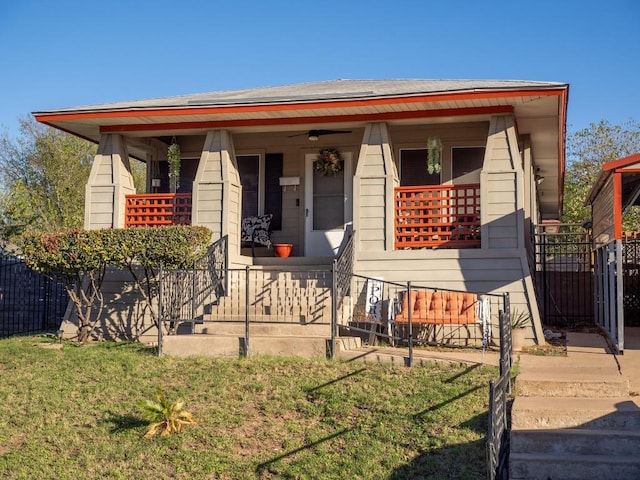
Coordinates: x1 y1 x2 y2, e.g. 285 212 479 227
312 129 352 136
288 129 353 139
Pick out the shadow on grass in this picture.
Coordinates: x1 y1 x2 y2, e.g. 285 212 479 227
390 411 489 479
413 385 483 420
444 363 481 383
305 367 368 395
255 428 353 477
104 411 148 434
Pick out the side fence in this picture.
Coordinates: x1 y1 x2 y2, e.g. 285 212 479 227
593 239 624 353
0 253 69 337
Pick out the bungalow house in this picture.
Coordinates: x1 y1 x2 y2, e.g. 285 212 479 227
33 79 568 350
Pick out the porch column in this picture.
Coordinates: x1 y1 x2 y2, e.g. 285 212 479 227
84 134 136 230
192 130 242 254
353 122 399 253
481 114 525 250
482 114 544 344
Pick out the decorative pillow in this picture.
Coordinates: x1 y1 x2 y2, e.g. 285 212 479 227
241 214 273 247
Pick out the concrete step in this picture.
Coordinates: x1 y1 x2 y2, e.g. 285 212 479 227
162 334 241 358
512 396 640 430
161 333 365 359
509 452 640 480
510 428 640 456
248 335 328 358
196 321 331 337
515 368 629 397
204 312 331 323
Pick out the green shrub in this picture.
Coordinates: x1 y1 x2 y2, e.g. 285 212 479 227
21 226 212 341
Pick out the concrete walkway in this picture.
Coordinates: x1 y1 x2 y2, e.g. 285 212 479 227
516 327 640 405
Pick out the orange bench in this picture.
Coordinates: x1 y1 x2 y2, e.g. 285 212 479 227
395 290 477 325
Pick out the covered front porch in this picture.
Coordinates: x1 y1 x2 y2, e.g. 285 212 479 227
123 182 482 251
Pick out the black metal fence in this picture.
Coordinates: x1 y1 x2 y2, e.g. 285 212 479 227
533 224 593 327
487 294 511 480
0 253 69 337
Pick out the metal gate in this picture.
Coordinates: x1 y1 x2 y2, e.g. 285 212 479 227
532 224 594 327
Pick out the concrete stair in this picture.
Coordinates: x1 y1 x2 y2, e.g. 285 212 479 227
509 332 640 480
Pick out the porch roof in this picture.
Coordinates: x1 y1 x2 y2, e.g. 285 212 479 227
33 78 569 218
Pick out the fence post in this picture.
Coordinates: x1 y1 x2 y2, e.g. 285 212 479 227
407 281 413 367
330 260 337 359
191 260 197 334
157 266 163 356
243 265 250 358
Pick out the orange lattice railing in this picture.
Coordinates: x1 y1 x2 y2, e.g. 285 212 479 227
395 184 481 249
125 193 192 227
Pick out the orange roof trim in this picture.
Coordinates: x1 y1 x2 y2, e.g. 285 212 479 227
34 88 567 123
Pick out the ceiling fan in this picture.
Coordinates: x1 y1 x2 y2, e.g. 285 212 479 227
289 129 352 141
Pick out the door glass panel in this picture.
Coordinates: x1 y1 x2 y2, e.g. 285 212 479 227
313 167 344 230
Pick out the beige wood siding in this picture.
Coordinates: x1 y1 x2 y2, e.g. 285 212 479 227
353 123 398 252
59 266 157 344
192 130 242 255
85 134 135 230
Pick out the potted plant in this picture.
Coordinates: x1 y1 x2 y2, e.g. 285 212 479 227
167 138 181 193
427 137 442 174
510 309 531 352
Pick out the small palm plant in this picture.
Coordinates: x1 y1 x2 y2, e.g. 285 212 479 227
139 389 196 438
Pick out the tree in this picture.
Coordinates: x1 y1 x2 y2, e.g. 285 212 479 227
0 116 147 244
0 117 95 240
563 119 640 229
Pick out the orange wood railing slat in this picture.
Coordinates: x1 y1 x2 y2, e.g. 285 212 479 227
124 193 192 227
394 184 481 249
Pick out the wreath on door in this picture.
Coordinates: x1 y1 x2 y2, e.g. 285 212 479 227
315 148 343 176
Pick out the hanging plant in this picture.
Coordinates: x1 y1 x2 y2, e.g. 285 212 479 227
427 137 442 175
167 138 181 193
315 148 343 176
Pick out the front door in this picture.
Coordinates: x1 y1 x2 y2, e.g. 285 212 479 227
304 152 352 257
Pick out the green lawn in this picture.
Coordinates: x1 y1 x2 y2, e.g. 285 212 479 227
0 336 497 479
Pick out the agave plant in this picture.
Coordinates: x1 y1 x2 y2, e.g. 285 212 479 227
510 308 531 329
139 389 196 438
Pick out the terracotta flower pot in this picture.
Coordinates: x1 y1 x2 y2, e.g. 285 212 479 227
273 243 293 258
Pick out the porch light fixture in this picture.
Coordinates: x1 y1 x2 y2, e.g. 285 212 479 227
308 132 319 141
535 175 545 185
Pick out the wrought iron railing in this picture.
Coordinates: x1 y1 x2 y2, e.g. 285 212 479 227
125 193 192 227
395 184 481 249
330 270 506 363
157 236 228 353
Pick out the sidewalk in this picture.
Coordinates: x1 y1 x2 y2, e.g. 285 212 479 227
516 328 640 404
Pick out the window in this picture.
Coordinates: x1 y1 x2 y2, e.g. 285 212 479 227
452 147 484 183
399 149 440 186
237 153 283 230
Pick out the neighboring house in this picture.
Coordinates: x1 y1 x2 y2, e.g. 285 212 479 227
33 79 569 346
586 153 640 352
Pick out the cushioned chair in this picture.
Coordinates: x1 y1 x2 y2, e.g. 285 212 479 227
241 214 273 257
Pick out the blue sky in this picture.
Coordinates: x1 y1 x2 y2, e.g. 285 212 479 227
0 0 638 138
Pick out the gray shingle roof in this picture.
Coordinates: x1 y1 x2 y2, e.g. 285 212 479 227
34 79 568 114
